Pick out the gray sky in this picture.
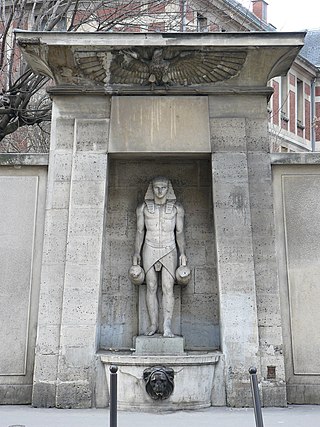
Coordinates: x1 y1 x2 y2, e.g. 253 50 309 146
239 0 319 31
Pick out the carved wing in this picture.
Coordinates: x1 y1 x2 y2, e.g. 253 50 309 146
110 48 150 84
75 52 108 84
166 50 247 84
75 48 247 86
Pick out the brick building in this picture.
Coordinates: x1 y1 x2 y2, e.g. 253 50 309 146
194 0 320 152
269 30 320 152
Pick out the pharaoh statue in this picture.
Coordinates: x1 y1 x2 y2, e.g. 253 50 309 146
129 177 190 338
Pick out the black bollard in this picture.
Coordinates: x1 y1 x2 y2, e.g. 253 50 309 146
109 365 118 427
249 367 264 427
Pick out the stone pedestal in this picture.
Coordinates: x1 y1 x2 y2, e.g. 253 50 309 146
134 335 185 355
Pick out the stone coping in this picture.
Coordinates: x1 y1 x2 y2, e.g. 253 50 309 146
0 153 49 166
4 153 320 167
15 30 305 47
99 351 221 366
271 153 320 164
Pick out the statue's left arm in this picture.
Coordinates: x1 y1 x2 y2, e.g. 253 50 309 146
175 203 187 266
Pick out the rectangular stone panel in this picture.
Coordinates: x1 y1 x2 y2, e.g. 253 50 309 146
0 176 38 375
109 96 210 153
282 174 320 375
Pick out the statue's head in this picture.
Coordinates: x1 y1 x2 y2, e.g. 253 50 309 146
144 177 176 213
152 176 169 201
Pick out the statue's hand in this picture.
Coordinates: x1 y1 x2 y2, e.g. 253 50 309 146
133 254 141 266
179 254 187 266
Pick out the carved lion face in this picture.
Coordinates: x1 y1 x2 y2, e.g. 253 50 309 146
150 371 168 396
143 366 174 400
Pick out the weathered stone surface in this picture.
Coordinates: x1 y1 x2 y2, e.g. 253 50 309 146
208 95 267 119
16 32 305 89
53 118 74 150
101 352 220 410
0 166 46 404
75 119 109 152
33 95 110 409
109 96 210 153
0 176 38 375
211 146 260 406
134 335 185 354
0 385 32 405
33 355 59 382
247 148 286 406
275 169 320 378
0 153 48 165
32 382 56 408
56 381 93 409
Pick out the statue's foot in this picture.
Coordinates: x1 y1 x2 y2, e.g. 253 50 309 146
145 325 157 336
163 328 175 338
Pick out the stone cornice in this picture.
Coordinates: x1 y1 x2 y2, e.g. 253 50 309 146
271 153 320 164
15 31 306 93
47 83 274 99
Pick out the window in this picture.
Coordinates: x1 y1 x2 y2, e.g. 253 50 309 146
297 79 304 128
281 75 289 120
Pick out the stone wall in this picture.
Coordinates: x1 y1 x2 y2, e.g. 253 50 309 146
272 155 320 405
0 154 47 404
31 95 110 409
13 31 306 409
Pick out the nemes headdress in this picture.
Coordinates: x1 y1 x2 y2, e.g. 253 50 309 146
144 177 176 213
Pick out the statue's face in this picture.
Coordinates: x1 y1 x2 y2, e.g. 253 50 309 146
152 180 168 199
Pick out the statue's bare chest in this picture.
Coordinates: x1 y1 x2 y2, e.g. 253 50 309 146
144 205 176 233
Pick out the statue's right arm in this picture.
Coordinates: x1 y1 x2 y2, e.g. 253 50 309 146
133 203 145 265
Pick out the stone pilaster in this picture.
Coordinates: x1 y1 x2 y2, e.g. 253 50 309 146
210 115 260 406
32 95 110 408
246 119 287 406
209 95 286 407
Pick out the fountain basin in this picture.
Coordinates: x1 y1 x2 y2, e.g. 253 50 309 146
100 351 221 411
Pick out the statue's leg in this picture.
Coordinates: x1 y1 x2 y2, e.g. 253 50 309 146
162 268 175 338
145 267 158 336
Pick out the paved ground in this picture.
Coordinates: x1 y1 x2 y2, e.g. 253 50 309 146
1 405 320 427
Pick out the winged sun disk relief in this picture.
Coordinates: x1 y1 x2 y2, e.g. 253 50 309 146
75 48 247 86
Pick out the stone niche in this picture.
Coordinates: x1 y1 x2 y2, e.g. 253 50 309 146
100 157 219 350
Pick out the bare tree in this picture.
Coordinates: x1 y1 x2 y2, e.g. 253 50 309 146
0 0 254 152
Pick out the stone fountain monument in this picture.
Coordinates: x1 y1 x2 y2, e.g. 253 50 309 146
15 30 305 410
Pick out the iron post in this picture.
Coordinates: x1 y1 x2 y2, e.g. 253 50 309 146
109 365 118 427
249 367 264 427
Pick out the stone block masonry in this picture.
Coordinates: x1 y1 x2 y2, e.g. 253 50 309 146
13 31 305 408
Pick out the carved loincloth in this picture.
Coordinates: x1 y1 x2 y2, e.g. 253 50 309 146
142 242 177 280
